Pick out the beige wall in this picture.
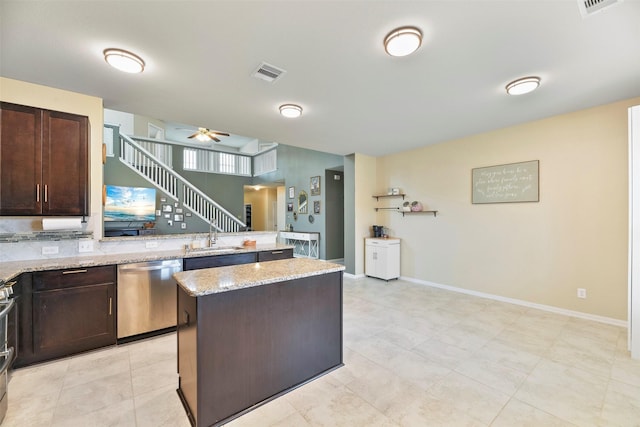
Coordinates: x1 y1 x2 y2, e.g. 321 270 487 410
0 77 104 237
354 153 378 275
376 97 640 321
244 187 277 231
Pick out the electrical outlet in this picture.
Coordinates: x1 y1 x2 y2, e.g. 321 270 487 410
145 241 159 249
42 246 59 255
577 288 587 299
78 240 94 253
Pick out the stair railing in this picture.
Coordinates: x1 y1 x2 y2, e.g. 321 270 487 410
119 134 246 232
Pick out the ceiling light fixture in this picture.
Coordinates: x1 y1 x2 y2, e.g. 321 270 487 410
103 48 145 73
384 26 422 57
279 104 302 118
195 133 211 142
505 76 541 95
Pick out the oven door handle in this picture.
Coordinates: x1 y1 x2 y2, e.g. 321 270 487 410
0 299 14 320
0 347 14 374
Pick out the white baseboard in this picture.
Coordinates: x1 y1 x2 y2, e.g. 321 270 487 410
344 272 365 279
400 276 628 328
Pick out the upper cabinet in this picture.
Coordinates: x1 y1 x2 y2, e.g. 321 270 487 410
0 102 89 216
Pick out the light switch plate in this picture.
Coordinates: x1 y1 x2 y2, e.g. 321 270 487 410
145 241 159 249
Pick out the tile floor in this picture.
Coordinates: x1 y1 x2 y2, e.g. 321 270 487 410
4 276 640 426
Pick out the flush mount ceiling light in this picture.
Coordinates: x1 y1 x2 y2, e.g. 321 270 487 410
279 104 302 118
103 48 145 73
505 76 541 95
384 26 422 57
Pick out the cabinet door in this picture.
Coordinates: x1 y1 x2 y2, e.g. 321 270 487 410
0 102 42 215
33 283 115 361
42 110 88 215
365 245 377 277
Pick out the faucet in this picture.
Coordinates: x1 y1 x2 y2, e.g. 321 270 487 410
208 219 218 247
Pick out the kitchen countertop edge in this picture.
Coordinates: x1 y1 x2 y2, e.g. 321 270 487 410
174 258 345 297
0 243 294 283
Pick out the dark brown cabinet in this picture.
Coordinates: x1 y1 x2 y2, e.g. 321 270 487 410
257 248 294 262
28 266 116 364
0 102 89 216
183 252 258 271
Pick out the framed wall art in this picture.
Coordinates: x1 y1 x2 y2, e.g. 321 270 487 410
310 176 321 196
472 160 539 204
313 200 320 214
288 186 295 199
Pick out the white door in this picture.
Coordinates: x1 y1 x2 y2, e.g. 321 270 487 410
629 105 640 359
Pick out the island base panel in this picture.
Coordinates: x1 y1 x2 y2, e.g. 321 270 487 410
177 271 343 427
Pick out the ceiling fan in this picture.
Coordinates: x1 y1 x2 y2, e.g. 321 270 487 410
188 127 230 142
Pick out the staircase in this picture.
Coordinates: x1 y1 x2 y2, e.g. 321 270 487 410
118 133 246 232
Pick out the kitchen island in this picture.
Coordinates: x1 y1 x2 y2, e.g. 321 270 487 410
174 258 344 427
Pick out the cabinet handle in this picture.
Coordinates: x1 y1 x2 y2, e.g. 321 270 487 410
62 269 88 275
44 185 48 203
271 251 284 254
109 297 112 316
36 184 40 202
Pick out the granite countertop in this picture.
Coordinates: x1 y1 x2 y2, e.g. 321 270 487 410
174 258 345 297
0 243 293 284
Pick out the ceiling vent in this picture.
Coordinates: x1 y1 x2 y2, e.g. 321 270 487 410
252 62 286 83
578 0 623 17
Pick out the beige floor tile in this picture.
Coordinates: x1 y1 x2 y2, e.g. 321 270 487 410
426 371 510 425
471 339 541 374
51 397 136 427
612 352 640 387
131 357 178 396
599 379 640 427
134 383 191 427
454 357 528 395
54 370 133 420
5 276 639 426
491 398 579 427
385 391 487 427
225 395 299 427
412 337 475 370
514 359 609 426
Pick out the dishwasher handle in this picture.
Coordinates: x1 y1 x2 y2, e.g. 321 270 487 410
119 261 182 272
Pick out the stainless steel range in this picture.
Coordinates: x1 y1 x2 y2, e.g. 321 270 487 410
0 281 16 423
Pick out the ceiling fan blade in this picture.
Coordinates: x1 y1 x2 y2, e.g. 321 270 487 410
211 137 221 142
187 132 198 139
211 131 230 137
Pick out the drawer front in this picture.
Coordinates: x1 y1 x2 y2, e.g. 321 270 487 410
33 265 116 291
183 253 257 271
258 249 294 262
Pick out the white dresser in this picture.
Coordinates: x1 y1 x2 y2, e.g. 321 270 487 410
279 231 320 259
365 237 400 280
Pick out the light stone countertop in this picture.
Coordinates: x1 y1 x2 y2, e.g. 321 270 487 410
174 258 345 297
0 243 292 284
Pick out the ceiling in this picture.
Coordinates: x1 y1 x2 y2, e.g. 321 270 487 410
1 1 639 157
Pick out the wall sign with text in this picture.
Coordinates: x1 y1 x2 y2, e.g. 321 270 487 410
472 160 539 204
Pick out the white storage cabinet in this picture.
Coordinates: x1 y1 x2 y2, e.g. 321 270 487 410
365 238 400 280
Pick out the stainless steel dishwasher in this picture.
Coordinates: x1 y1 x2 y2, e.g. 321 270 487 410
117 259 183 339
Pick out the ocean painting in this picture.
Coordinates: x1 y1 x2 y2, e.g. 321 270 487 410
104 185 157 222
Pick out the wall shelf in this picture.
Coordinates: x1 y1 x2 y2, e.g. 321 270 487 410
372 194 405 201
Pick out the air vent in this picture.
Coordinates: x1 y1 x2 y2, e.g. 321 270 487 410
578 0 623 17
252 62 286 83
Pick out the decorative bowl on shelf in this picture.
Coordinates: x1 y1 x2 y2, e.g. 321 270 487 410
410 201 423 212
402 201 411 212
